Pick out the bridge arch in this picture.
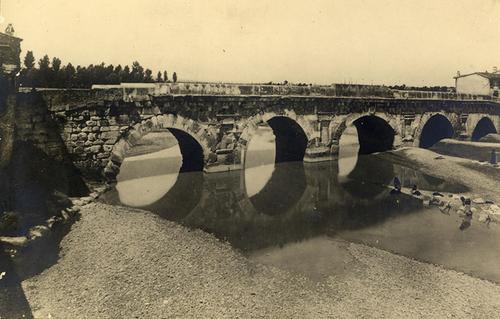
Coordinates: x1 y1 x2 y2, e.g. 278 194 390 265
331 113 398 155
417 113 455 148
104 114 211 182
470 116 498 141
239 112 313 164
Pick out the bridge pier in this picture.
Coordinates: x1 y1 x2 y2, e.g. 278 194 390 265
304 114 338 163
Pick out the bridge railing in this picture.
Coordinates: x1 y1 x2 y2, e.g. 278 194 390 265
391 89 499 101
93 82 396 99
19 83 500 104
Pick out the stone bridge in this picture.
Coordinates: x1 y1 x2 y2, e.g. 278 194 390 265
15 83 500 182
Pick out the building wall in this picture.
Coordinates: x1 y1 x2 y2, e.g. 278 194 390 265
456 74 491 95
0 33 21 72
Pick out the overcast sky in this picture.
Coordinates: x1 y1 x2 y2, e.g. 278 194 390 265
5 0 500 86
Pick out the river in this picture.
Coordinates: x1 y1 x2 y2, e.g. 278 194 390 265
102 127 500 283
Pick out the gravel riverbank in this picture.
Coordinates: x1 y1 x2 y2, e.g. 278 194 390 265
21 202 500 318
382 147 500 203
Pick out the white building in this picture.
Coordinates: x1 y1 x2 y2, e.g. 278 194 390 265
455 71 500 97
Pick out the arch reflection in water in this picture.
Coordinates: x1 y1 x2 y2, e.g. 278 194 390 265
244 124 306 216
113 130 204 218
116 131 182 207
340 154 395 199
247 162 307 216
244 125 276 197
338 125 360 178
337 116 395 198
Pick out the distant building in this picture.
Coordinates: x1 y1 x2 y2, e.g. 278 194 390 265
454 70 500 97
0 28 22 93
0 32 22 75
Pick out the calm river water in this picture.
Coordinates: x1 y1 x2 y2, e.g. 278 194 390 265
102 127 500 283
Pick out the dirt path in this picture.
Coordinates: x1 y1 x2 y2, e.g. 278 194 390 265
20 202 500 318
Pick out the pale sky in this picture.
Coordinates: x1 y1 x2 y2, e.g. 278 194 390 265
4 0 500 86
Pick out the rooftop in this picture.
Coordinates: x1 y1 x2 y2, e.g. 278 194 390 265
0 31 22 42
454 71 500 80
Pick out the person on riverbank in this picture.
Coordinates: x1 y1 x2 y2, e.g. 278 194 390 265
411 184 421 196
490 149 497 165
440 201 452 215
391 177 401 195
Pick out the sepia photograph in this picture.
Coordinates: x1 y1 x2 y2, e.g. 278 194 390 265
1 0 500 318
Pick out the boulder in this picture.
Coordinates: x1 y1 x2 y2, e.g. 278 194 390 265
473 198 486 204
29 225 50 239
478 212 489 223
0 236 28 247
490 211 500 223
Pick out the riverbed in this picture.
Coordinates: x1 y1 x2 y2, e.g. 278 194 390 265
12 129 500 318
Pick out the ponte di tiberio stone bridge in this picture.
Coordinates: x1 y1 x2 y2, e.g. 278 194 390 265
15 83 500 182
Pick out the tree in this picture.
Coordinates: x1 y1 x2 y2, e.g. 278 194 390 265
38 55 50 70
52 57 62 72
64 63 76 87
37 55 51 87
23 51 35 69
144 69 153 82
131 61 144 82
172 72 177 83
18 54 175 88
120 65 131 82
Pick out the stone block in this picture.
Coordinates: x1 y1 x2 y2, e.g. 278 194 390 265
78 132 88 141
101 131 120 142
90 145 102 153
93 139 104 145
97 152 111 159
92 126 100 132
86 120 97 126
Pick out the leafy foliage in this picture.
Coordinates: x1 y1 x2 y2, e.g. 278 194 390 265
19 51 177 88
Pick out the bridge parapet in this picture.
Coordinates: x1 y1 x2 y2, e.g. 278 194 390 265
92 82 394 101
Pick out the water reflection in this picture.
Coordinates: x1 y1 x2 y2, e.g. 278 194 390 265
244 125 275 196
338 125 360 179
115 132 182 207
106 149 466 253
105 128 500 282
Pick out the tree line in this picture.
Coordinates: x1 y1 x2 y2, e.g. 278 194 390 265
19 51 178 88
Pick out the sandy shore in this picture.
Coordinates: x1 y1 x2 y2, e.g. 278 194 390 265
20 201 500 319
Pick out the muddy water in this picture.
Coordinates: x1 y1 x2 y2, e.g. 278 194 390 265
102 128 500 283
